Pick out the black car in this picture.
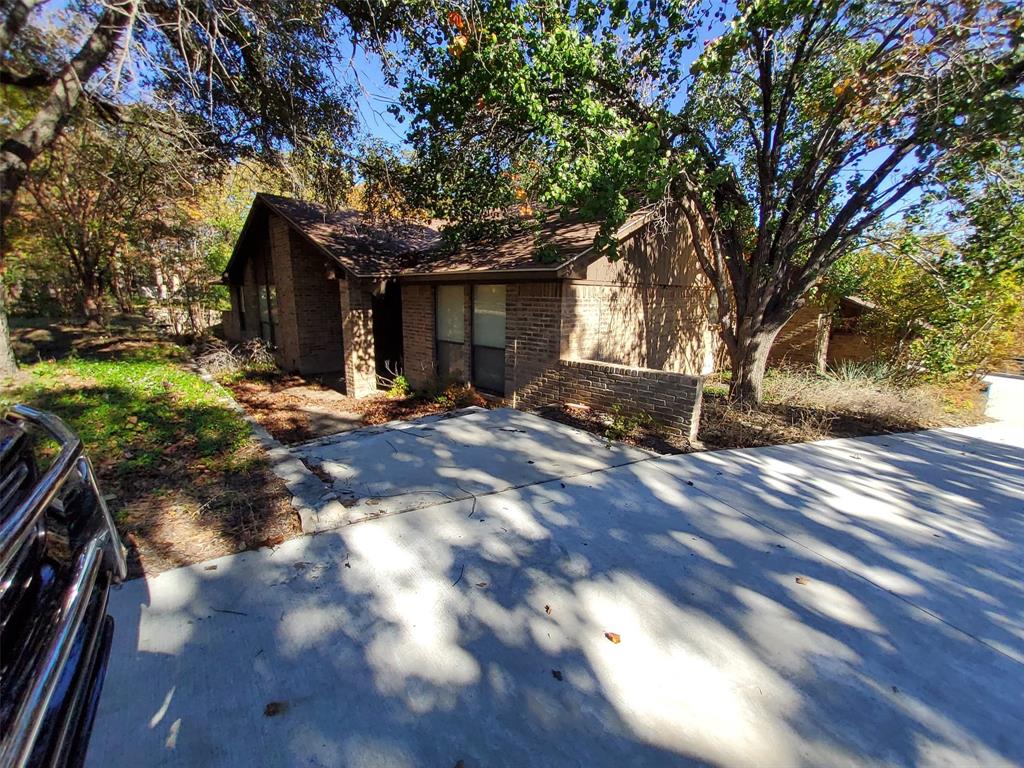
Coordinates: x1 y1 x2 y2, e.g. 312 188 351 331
0 405 126 768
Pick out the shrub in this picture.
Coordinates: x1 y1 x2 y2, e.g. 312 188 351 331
387 374 411 399
604 404 655 443
194 338 276 378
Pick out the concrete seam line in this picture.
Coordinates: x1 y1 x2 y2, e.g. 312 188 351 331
648 463 1023 667
326 452 663 532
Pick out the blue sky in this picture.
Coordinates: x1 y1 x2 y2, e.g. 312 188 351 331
345 45 408 146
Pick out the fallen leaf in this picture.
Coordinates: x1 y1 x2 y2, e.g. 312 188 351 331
127 416 138 425
545 604 551 615
795 576 809 585
204 565 217 571
605 632 621 644
551 669 563 681
263 701 288 717
475 582 488 588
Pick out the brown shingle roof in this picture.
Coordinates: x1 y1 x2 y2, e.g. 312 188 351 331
227 194 655 281
400 210 616 276
257 194 442 276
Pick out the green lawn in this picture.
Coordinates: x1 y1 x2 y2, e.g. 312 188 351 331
2 321 299 577
8 343 253 475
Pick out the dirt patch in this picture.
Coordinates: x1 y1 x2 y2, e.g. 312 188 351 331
537 403 686 454
117 450 301 579
222 371 490 444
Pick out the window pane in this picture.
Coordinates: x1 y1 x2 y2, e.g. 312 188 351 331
258 287 270 323
472 285 506 348
436 285 465 342
437 340 464 380
472 346 505 394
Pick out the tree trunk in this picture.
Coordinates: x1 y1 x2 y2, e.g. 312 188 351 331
727 324 782 404
0 287 18 378
0 2 130 230
81 278 104 327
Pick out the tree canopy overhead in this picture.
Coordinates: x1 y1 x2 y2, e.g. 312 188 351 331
398 0 1024 401
0 0 425 226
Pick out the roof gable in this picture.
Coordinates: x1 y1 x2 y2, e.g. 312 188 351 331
224 194 443 281
224 194 659 283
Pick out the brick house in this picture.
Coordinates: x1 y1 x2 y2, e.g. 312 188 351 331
768 295 879 372
222 194 728 441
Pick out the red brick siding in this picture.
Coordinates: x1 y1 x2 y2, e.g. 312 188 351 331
562 283 719 375
505 282 563 403
268 217 301 369
561 212 723 376
827 330 876 365
284 231 344 373
558 360 703 442
260 217 346 374
401 284 436 389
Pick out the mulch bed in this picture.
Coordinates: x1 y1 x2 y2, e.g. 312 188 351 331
536 403 688 454
222 371 490 444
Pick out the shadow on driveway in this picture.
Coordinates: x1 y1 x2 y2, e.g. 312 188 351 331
87 416 1024 767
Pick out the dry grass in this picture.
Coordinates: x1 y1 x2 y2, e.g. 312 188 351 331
698 368 986 451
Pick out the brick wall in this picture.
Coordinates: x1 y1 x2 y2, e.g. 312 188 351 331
506 282 563 403
284 231 345 373
513 358 703 442
401 284 435 389
268 217 301 369
561 213 722 376
560 360 703 442
827 329 876 366
562 283 719 375
266 218 346 374
769 302 829 372
340 278 377 397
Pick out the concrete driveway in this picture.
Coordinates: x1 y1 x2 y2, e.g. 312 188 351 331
86 410 1024 767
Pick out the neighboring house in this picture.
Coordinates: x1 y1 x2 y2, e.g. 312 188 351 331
769 295 878 372
222 194 715 440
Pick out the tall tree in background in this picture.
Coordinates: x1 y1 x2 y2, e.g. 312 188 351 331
0 0 424 375
15 108 203 325
399 0 1024 402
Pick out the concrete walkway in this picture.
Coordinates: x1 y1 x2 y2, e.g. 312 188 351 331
86 412 1024 768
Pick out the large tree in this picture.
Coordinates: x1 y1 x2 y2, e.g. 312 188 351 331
15 109 202 325
398 0 1024 402
0 0 423 375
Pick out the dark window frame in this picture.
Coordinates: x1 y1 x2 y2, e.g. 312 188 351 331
470 284 507 396
434 284 465 381
234 285 246 331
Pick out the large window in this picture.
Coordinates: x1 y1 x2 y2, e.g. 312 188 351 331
472 284 506 394
258 283 277 345
435 285 465 380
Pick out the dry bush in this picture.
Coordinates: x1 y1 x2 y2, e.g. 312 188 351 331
193 337 275 376
699 366 985 451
